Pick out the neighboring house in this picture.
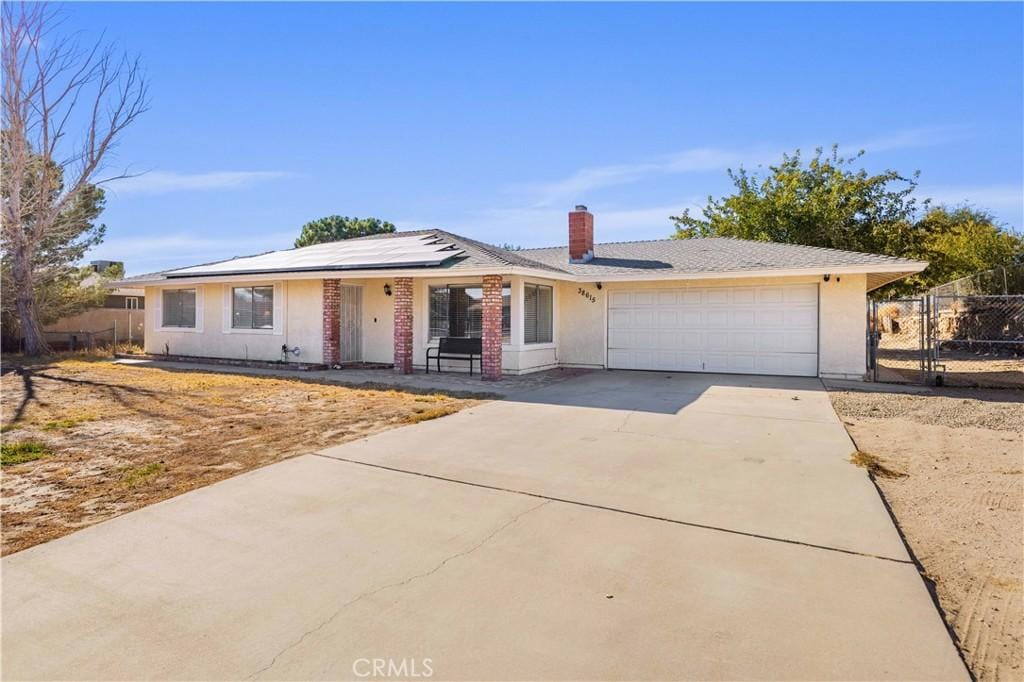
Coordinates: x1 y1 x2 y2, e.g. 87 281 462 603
122 206 926 380
42 261 146 347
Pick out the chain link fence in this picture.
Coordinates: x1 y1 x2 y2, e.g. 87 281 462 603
930 295 1024 388
869 294 1024 388
869 299 928 384
929 263 1024 297
41 327 118 352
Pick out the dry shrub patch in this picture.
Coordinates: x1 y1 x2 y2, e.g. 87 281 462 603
849 450 907 479
0 360 479 555
406 405 460 423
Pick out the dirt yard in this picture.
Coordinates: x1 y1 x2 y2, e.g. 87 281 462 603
829 386 1023 682
1 359 481 556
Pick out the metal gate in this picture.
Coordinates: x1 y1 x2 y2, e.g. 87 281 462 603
869 298 929 384
339 285 363 364
869 294 1024 387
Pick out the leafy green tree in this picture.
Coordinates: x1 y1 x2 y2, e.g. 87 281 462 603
671 146 924 257
294 216 395 247
670 146 1024 296
907 206 1024 293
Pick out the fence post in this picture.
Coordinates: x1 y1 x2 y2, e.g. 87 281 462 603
918 298 926 384
113 320 118 351
924 296 932 384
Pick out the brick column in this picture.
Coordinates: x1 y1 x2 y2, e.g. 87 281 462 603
393 277 414 374
481 275 503 381
322 279 340 367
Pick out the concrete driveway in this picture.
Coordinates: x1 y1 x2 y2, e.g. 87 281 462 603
2 371 967 681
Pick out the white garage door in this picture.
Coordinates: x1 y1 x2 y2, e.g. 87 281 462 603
607 284 819 377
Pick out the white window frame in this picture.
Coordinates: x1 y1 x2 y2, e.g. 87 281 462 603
221 282 284 335
427 282 511 343
155 287 203 333
124 296 140 310
523 282 554 345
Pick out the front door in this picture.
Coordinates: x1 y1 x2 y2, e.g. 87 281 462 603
339 285 363 364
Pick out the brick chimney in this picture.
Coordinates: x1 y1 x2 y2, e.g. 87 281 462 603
568 205 594 263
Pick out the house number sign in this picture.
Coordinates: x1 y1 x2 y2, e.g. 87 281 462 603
577 287 598 303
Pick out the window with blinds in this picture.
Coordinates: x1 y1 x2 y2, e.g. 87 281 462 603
524 283 553 344
429 284 510 341
232 286 274 329
161 289 197 328
161 288 197 327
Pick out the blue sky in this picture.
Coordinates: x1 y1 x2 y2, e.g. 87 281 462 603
64 2 1023 275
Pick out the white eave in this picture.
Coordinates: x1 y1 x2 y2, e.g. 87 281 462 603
118 260 926 288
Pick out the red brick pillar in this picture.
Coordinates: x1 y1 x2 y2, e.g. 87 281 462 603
322 279 340 367
481 275 503 381
393 277 414 374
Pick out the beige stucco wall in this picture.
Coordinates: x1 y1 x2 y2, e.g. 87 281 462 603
556 280 607 368
45 308 146 344
817 273 868 379
360 280 395 365
556 273 868 379
143 272 868 379
145 280 324 364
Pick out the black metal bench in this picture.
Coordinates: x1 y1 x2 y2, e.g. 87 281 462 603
425 337 482 375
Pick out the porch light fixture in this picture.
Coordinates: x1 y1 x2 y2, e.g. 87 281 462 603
384 283 392 296
823 274 831 282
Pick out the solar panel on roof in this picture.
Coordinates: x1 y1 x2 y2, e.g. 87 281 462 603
164 234 465 277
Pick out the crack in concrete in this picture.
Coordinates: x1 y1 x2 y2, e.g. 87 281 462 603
245 499 550 680
316 453 914 565
612 410 634 433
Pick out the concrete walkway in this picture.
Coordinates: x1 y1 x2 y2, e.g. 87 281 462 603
1 371 967 681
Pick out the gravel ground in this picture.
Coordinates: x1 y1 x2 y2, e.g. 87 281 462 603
829 386 1023 682
829 387 1024 432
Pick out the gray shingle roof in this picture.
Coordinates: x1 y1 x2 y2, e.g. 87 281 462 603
517 237 924 276
117 230 924 286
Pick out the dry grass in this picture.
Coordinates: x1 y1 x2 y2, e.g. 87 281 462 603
405 405 460 423
0 359 479 555
849 450 907 479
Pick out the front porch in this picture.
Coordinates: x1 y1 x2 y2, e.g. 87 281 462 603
321 273 558 381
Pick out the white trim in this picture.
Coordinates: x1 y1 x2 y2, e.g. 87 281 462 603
220 281 284 335
423 279 513 343
522 280 555 345
510 342 556 351
575 263 927 283
122 260 927 288
155 286 203 333
512 278 525 346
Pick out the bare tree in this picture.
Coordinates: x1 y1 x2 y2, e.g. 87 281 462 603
1 2 148 355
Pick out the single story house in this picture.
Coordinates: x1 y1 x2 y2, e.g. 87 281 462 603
122 206 926 381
